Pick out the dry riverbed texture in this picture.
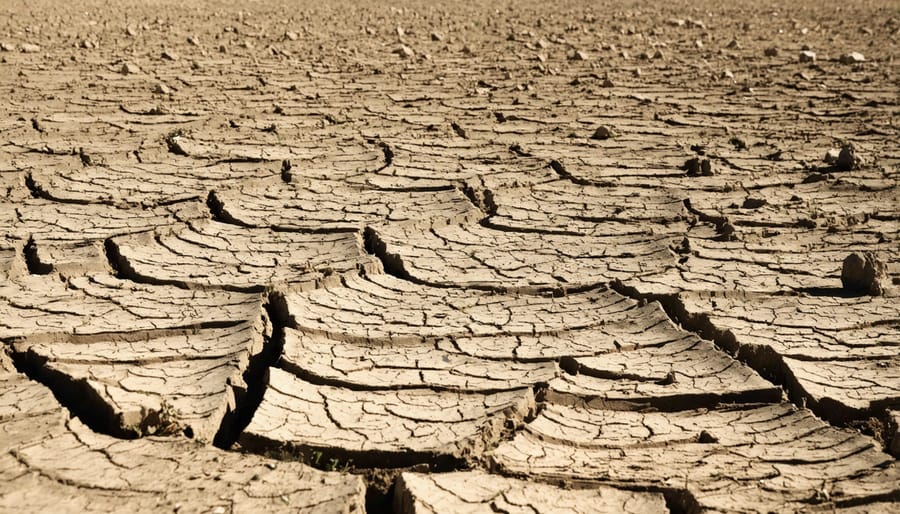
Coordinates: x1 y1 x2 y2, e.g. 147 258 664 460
1 0 898 512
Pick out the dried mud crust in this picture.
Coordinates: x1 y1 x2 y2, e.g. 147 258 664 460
0 273 272 441
394 471 668 513
492 402 900 512
0 369 366 512
1 0 899 512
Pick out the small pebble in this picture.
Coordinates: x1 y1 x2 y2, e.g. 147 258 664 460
799 50 816 63
571 49 589 61
394 45 414 58
591 126 615 140
120 62 141 74
839 52 865 64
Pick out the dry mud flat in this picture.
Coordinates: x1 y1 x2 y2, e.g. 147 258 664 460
1 0 898 512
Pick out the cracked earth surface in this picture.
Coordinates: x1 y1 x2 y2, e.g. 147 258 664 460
1 0 898 512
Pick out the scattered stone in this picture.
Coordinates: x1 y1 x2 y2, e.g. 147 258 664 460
284 31 298 41
799 50 816 63
841 252 887 296
764 46 778 57
394 45 414 58
683 157 713 176
430 32 443 42
824 148 841 164
0 42 12 52
152 83 171 94
571 49 589 61
741 197 767 209
187 35 200 46
161 49 179 61
591 126 615 140
19 43 41 53
890 411 900 457
119 62 141 74
667 18 686 27
79 39 95 49
836 143 861 171
125 25 137 36
840 52 865 64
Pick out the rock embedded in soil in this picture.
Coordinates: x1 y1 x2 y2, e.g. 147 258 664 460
799 50 817 62
842 251 888 296
395 45 415 58
683 156 713 176
119 62 141 74
840 51 866 64
591 125 615 140
836 143 861 171
890 410 900 457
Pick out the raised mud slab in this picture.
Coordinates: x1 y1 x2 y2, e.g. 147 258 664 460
1 0 898 512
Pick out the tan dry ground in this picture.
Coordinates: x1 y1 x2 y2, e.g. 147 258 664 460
1 0 899 512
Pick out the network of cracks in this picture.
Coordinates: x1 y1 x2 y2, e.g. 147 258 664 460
1 0 898 512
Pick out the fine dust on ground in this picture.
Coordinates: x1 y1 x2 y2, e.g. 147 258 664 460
1 0 898 512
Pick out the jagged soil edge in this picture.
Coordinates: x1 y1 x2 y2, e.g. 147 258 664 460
212 292 285 448
610 280 893 444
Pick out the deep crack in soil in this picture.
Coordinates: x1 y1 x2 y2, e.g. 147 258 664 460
1 0 898 512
